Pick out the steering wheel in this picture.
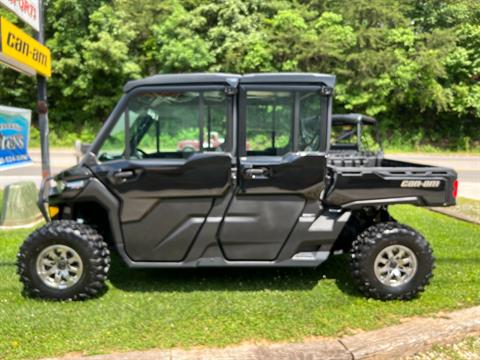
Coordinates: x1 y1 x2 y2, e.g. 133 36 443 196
299 123 319 151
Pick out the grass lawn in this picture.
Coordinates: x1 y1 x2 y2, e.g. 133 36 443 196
0 206 479 360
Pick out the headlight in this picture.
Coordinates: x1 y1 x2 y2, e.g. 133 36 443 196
46 179 63 195
49 179 86 195
56 180 66 193
64 179 86 190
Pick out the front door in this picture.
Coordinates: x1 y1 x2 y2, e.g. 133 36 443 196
219 86 329 261
93 87 234 261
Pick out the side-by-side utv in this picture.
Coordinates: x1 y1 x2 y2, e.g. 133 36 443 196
17 73 458 301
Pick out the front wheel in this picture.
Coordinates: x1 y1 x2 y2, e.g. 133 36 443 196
350 222 434 300
17 220 110 300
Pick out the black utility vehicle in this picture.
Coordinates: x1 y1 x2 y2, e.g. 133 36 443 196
18 73 458 301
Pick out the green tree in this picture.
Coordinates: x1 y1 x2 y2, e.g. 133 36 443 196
0 0 478 149
148 1 213 72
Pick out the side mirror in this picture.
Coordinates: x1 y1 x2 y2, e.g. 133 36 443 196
82 151 99 166
75 140 92 163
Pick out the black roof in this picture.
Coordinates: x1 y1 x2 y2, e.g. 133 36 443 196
124 72 335 92
332 113 377 125
124 73 241 92
240 73 335 87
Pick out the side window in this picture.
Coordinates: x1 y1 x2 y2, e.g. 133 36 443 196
130 91 228 158
98 90 229 162
245 90 324 156
299 92 322 152
98 113 126 161
246 91 294 156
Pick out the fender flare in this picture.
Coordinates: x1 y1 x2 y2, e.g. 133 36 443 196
74 178 132 265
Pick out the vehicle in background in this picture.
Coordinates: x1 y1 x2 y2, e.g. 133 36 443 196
177 131 224 152
328 113 382 167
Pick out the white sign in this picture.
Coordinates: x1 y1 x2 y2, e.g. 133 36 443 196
0 104 32 170
0 0 40 31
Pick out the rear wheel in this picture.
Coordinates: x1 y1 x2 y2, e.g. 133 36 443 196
17 220 110 300
350 222 434 300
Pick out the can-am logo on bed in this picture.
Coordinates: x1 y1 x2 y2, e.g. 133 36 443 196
400 180 441 188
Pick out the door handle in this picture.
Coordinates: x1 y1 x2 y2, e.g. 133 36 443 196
243 167 270 179
108 169 138 184
113 170 135 179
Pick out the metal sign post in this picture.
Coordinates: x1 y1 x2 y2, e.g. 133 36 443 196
36 0 50 179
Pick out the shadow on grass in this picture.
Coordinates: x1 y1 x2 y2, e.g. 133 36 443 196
108 253 361 296
435 258 480 264
0 261 15 267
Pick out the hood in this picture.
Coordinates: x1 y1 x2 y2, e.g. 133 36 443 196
54 164 92 183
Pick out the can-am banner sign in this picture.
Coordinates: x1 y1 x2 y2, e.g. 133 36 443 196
0 105 32 170
0 0 39 31
0 16 51 77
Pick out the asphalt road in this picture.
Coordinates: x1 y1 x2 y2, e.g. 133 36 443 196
1 150 479 199
0 150 77 188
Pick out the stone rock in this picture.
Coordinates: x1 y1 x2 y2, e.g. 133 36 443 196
0 181 42 227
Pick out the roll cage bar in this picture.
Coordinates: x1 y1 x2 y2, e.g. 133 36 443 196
331 113 382 151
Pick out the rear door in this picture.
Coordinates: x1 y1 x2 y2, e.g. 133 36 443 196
218 85 330 261
92 86 234 262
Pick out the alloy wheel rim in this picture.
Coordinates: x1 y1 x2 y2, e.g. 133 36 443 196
374 245 417 287
35 245 84 290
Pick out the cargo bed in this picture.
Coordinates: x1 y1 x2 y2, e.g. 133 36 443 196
325 158 458 208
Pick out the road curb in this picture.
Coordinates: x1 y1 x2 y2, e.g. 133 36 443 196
341 306 480 359
44 306 480 360
429 207 480 225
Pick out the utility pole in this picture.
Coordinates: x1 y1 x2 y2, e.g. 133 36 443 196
36 0 50 179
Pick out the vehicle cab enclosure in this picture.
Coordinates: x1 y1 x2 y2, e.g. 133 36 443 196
47 73 346 268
